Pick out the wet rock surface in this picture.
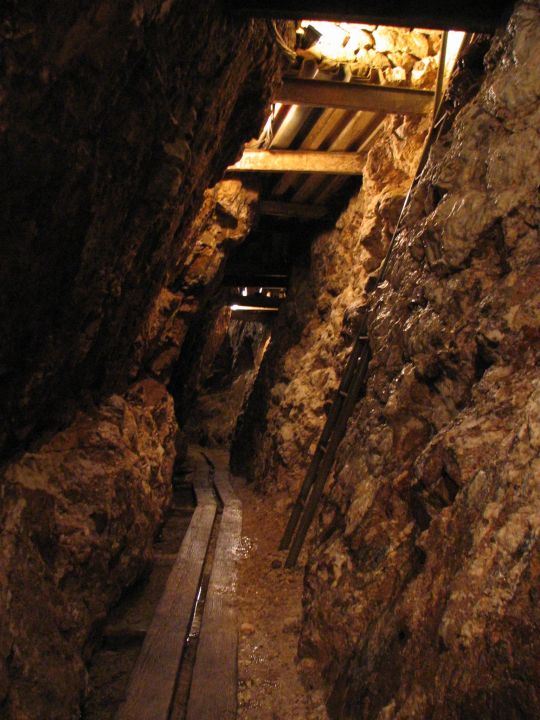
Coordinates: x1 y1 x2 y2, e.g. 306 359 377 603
232 114 428 493
0 2 283 461
0 379 177 719
299 4 540 717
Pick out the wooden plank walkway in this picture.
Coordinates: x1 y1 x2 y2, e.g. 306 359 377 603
186 468 242 720
118 457 217 720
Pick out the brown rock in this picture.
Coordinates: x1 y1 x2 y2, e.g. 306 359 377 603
0 379 177 719
0 2 285 460
231 115 429 493
299 8 540 717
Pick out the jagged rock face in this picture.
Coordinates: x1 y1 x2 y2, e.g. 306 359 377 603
133 178 261 382
231 114 428 492
184 318 270 448
0 379 177 719
302 24 441 89
300 4 540 717
0 2 283 461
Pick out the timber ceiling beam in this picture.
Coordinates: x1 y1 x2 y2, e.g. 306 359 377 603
229 294 282 309
225 1 514 32
260 200 328 220
275 79 434 115
228 149 366 174
223 273 289 288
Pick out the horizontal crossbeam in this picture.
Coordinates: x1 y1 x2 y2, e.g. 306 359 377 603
225 1 513 31
229 294 282 309
260 200 329 219
275 79 434 115
223 273 289 288
229 149 365 174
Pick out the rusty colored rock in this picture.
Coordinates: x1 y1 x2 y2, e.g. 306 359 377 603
231 114 429 493
0 3 284 461
0 379 177 719
299 4 540 717
133 178 261 382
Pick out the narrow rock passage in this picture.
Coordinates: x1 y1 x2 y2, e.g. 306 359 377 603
230 464 329 720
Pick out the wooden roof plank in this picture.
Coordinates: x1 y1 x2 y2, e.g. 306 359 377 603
272 108 347 197
225 1 513 32
275 79 434 115
315 113 387 204
291 111 376 202
229 149 366 174
260 199 328 220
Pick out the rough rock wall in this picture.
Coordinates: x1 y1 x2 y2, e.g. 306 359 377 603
0 5 287 718
134 178 261 383
300 4 540 718
0 379 176 719
184 318 270 448
231 114 429 493
0 1 284 461
301 25 441 89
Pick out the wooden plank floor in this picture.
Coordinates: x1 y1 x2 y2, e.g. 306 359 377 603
186 467 242 720
118 457 217 720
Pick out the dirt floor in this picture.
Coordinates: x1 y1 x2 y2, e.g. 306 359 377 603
84 448 327 719
231 473 328 720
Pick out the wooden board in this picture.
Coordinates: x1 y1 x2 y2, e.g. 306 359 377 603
260 200 328 220
229 149 366 174
293 112 385 203
276 79 434 115
315 113 387 203
226 1 514 32
271 107 347 197
186 470 242 720
118 458 217 720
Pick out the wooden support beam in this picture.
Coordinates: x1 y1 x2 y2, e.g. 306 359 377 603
230 310 278 323
260 200 328 220
225 1 514 32
275 79 434 115
229 149 366 174
223 273 289 288
230 294 282 309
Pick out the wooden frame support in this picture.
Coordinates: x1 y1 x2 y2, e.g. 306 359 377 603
229 149 366 174
224 1 514 32
223 273 289 288
260 200 328 220
275 79 434 115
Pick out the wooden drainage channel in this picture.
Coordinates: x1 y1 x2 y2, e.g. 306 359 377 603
119 451 242 720
280 30 463 568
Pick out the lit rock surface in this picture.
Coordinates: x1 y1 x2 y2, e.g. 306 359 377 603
134 178 261 383
300 4 540 717
0 2 283 460
300 24 440 88
232 114 428 492
0 380 177 719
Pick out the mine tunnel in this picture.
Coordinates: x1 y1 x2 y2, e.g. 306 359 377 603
1 0 539 718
